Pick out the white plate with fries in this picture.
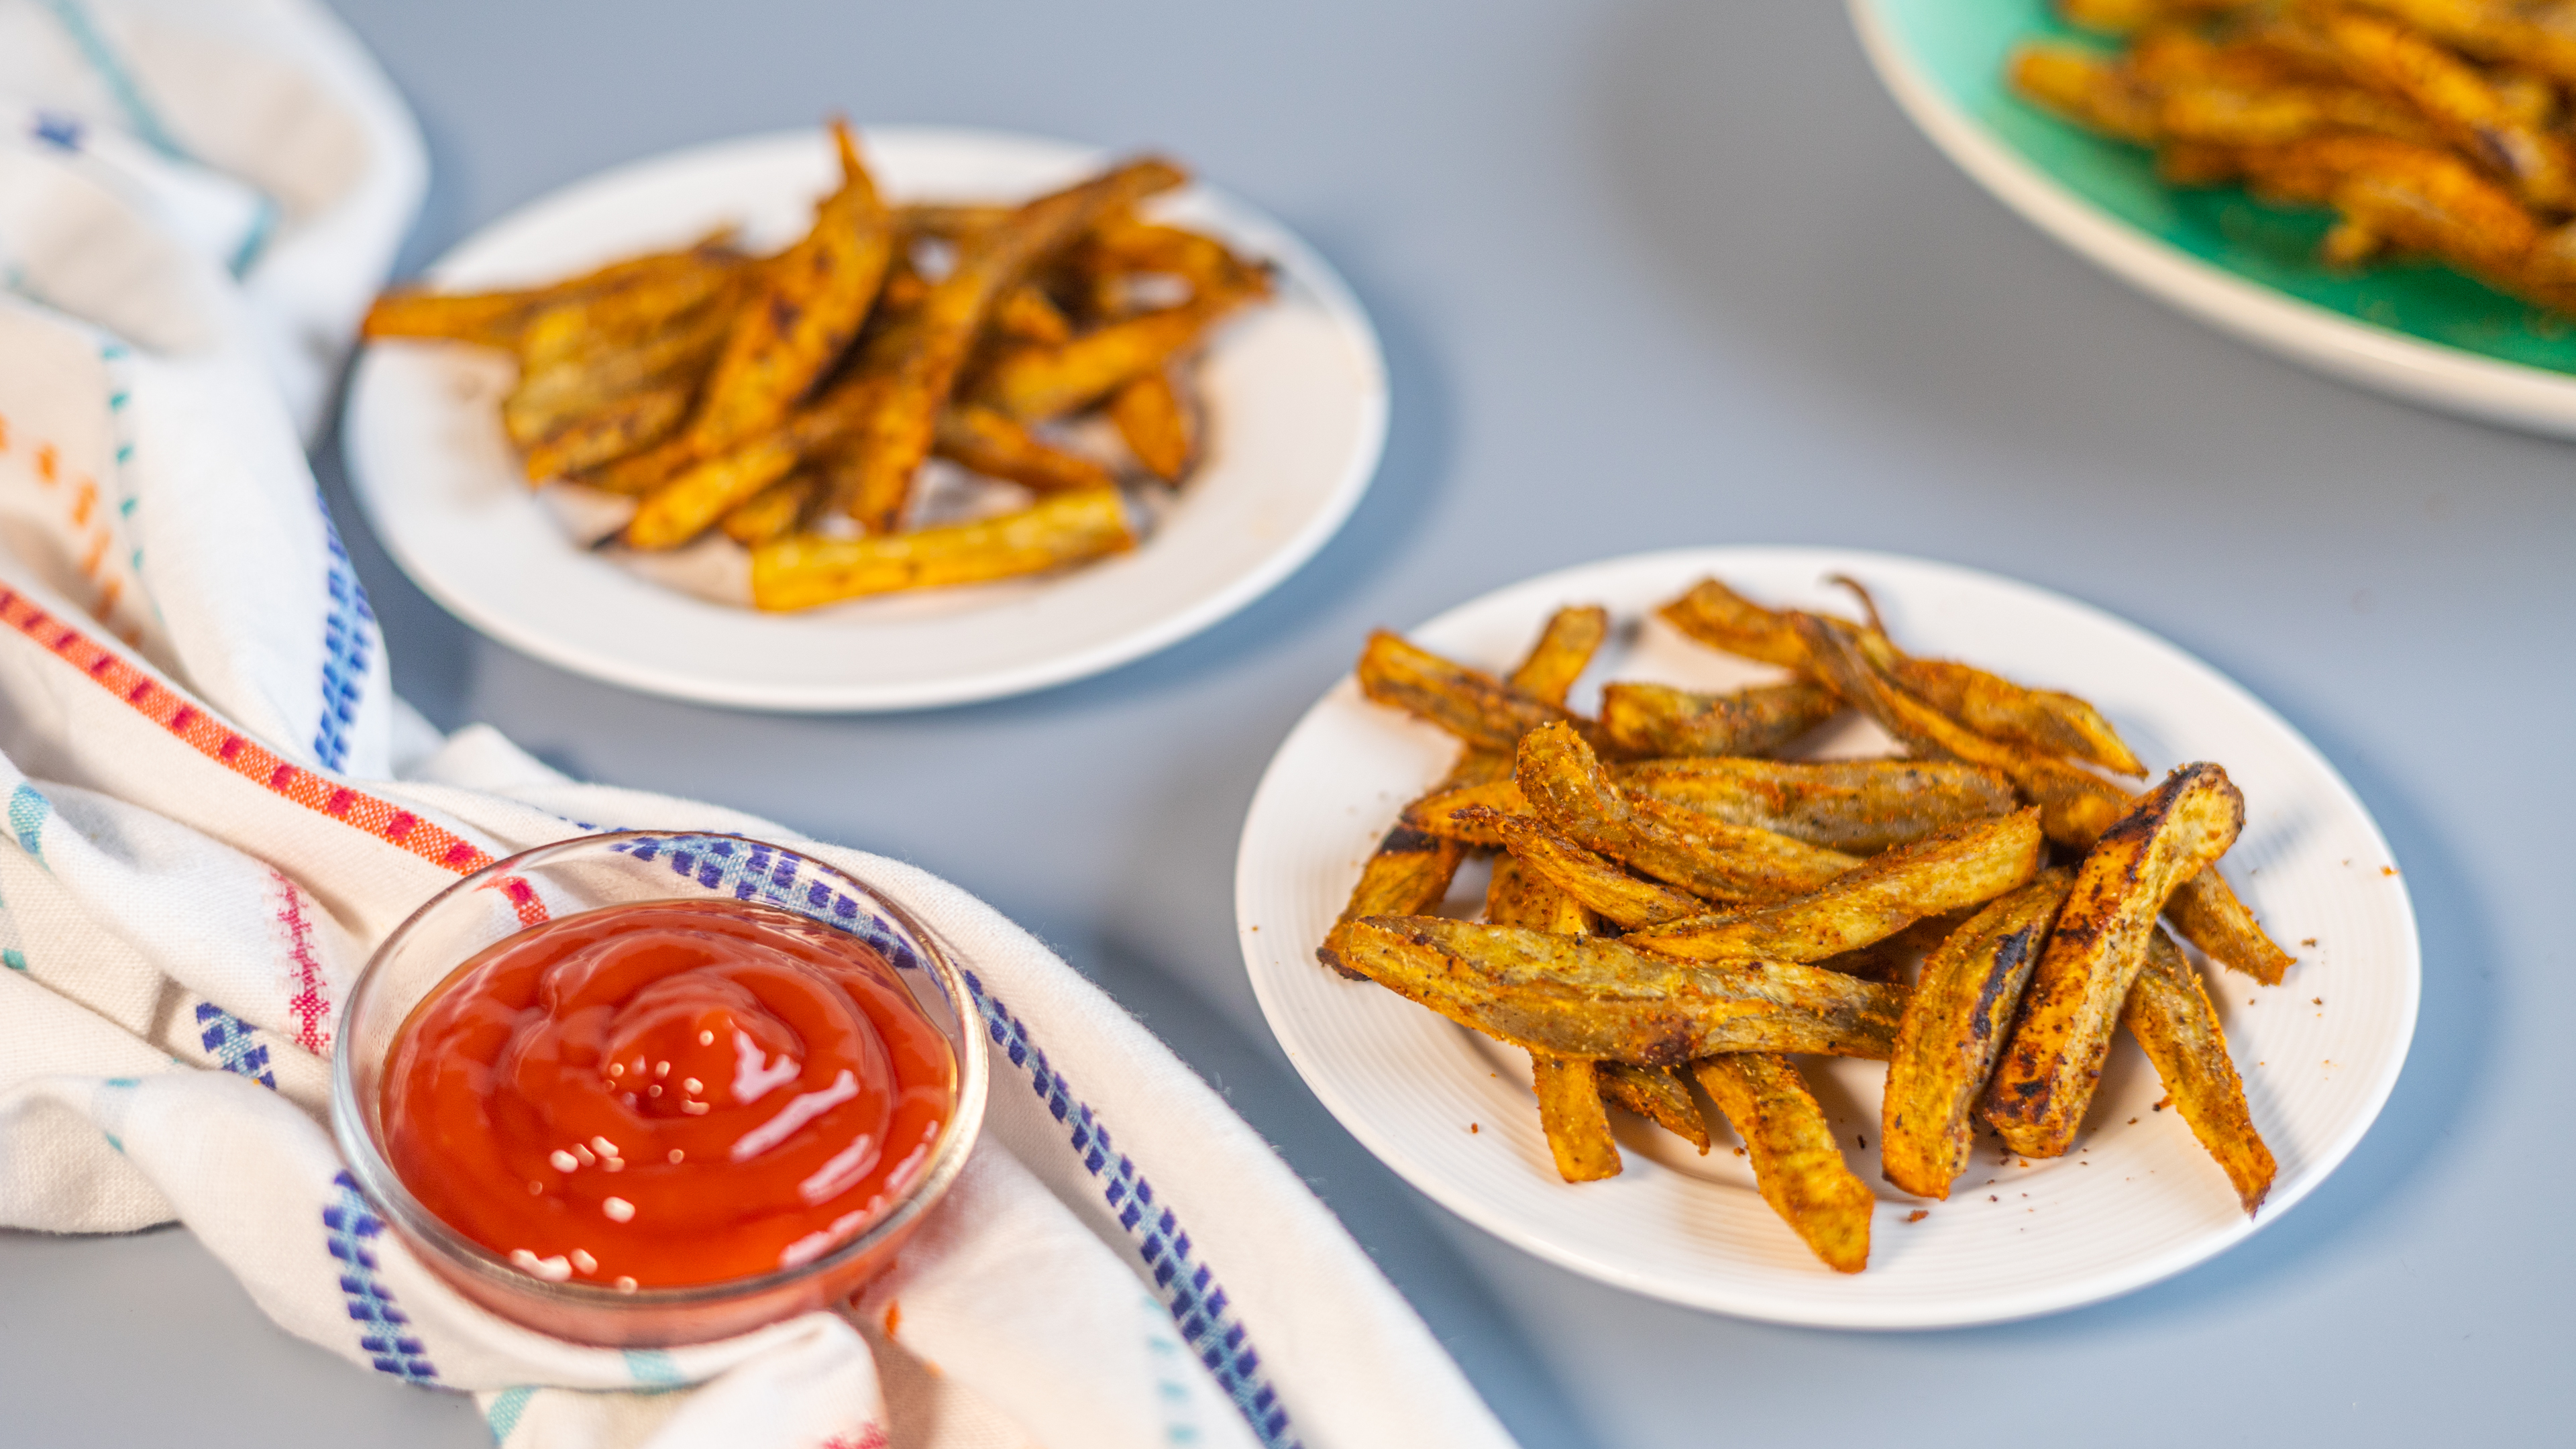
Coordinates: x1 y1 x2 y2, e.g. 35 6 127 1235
1235 548 2418 1327
1851 0 2576 437
345 127 1386 710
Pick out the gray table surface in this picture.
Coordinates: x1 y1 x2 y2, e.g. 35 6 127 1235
5 1 2569 1444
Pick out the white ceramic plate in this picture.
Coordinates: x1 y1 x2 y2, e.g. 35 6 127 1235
344 128 1387 711
1850 0 2576 438
1235 548 2418 1328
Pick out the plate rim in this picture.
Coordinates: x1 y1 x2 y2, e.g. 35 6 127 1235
1233 544 2422 1328
1846 0 2576 440
343 125 1389 713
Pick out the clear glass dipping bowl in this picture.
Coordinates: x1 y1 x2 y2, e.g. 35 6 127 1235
331 831 989 1346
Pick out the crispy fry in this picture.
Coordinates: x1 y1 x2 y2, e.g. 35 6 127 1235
2163 865 2298 984
834 158 1188 534
1658 578 1817 670
514 250 748 372
1599 1062 1711 1153
1516 722 1860 904
1875 651 2144 776
933 405 1119 492
688 121 894 451
1401 779 1525 843
2123 928 2275 1214
1480 808 1713 929
2341 0 2576 89
1508 605 1611 706
992 283 1075 343
502 300 737 452
2011 42 2164 142
520 384 695 483
1530 1057 1622 1182
1880 869 2073 1199
974 280 1264 423
1617 757 2019 855
1316 828 1466 983
1356 632 1587 753
749 486 1136 610
1630 808 2044 965
1107 370 1195 482
1984 763 2245 1157
1320 917 1907 1063
891 203 1014 237
718 472 820 547
1794 612 2127 847
1692 1054 1873 1273
1598 680 1842 759
627 433 804 549
364 245 730 347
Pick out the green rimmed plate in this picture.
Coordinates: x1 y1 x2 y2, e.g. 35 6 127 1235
1851 0 2576 435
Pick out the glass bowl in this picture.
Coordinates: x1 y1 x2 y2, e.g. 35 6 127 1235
331 830 989 1346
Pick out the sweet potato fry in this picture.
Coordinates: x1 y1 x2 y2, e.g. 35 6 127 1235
2123 928 2276 1214
626 433 804 549
718 472 820 547
514 249 749 372
1984 763 2245 1158
1356 633 1587 753
833 158 1188 534
502 300 737 451
519 384 695 483
973 279 1264 423
1658 578 1817 670
364 244 733 348
1319 917 1907 1063
933 405 1118 492
1479 808 1712 929
1107 371 1195 482
1508 605 1611 706
1629 809 2044 965
1692 1054 1873 1273
1400 779 1525 843
687 121 894 452
2163 866 2297 985
1879 869 2073 1199
1616 757 2019 854
1877 654 2144 777
1794 613 2129 847
1599 1062 1712 1153
1516 722 1860 903
2343 0 2576 85
1530 1057 1622 1182
2320 7 2576 208
1598 680 1842 759
992 282 1074 344
749 486 1135 610
2011 43 2164 142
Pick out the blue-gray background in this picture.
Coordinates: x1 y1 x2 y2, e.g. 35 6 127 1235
5 2 2566 1444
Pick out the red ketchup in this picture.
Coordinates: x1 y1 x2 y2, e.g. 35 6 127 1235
383 899 956 1290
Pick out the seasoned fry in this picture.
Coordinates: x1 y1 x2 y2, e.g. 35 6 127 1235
1598 680 1841 759
502 300 737 452
1319 917 1907 1063
1107 370 1195 481
1658 578 1815 670
514 248 749 372
1629 809 2044 964
1692 1054 1873 1273
992 282 1074 344
1479 808 1712 929
1599 1063 1712 1153
2163 865 2297 985
1400 778 1524 843
1876 653 2144 776
973 280 1263 422
2123 928 2276 1214
933 405 1119 492
1879 869 2073 1199
833 158 1188 533
686 121 894 451
1793 612 2129 847
1356 632 1586 753
1516 722 1860 903
2342 0 2576 91
1617 757 2019 855
718 472 820 547
1509 604 1611 706
627 433 805 549
749 486 1135 610
2011 42 2164 142
519 384 695 483
360 289 541 348
1984 763 2245 1158
1530 1058 1622 1182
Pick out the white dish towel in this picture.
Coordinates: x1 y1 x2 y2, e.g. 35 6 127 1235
0 4 1520 1447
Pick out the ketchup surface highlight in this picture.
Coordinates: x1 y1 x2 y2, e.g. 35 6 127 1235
382 898 957 1290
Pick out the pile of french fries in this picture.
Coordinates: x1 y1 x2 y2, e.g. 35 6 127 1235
1316 578 2291 1273
363 121 1272 610
2013 0 2576 315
